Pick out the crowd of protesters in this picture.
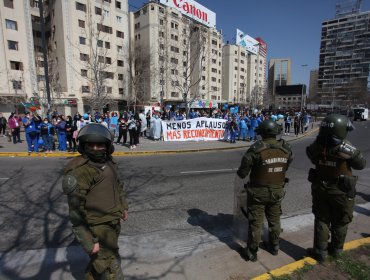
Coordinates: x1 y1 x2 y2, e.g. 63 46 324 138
0 107 314 153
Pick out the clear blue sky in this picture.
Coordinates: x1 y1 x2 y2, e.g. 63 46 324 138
128 0 370 86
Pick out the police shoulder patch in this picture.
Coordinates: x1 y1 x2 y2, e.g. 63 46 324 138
62 175 78 195
250 140 267 153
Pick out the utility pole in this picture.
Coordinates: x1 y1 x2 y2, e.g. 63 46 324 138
39 0 51 116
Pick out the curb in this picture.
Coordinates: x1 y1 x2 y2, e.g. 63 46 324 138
251 237 370 280
0 127 319 157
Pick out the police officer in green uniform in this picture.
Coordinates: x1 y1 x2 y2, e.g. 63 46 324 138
62 123 128 279
237 119 293 261
306 114 366 262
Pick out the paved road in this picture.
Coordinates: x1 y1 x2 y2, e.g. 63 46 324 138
0 121 369 279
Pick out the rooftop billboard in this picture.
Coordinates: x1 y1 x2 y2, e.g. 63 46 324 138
236 29 259 55
159 0 216 28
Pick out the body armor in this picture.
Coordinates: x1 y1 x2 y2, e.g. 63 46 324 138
250 142 290 187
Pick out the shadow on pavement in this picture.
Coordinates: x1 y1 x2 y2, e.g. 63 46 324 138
354 205 370 216
187 209 240 252
356 191 370 202
278 238 307 261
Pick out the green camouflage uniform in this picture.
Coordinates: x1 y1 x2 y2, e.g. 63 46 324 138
237 138 293 256
306 140 366 257
63 156 128 280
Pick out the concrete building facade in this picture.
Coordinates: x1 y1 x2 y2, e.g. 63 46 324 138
318 4 370 106
0 0 130 116
222 41 267 109
130 0 223 110
0 0 38 114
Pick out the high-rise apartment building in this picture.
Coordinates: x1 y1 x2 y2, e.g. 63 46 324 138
268 58 292 96
130 0 223 109
318 1 370 106
222 39 267 109
309 69 319 101
0 0 38 114
0 0 130 115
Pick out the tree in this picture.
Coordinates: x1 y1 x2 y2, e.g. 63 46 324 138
125 45 153 112
169 23 207 116
68 5 123 112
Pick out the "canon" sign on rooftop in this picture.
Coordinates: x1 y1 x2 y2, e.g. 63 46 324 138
159 0 216 28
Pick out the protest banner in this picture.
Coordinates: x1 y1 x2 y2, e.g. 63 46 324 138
162 117 226 141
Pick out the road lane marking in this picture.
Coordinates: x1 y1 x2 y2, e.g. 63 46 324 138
0 178 9 180
180 168 237 174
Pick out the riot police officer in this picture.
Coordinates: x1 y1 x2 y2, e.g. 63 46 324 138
237 119 293 261
306 114 366 262
62 123 128 279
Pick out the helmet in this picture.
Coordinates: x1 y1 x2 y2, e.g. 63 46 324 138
83 113 89 120
77 123 114 155
255 119 282 137
318 114 354 145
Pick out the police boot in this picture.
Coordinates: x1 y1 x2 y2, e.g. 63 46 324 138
241 247 258 262
306 247 328 263
328 243 343 258
269 243 279 256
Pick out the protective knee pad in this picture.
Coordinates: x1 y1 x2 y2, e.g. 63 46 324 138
106 256 124 280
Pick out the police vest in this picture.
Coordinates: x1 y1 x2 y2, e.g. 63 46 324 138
315 151 352 181
84 161 123 224
250 141 290 187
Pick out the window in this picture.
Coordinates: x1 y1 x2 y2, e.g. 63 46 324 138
104 0 111 3
79 36 86 45
115 1 121 9
5 19 17 30
117 60 123 67
97 40 103 47
97 23 112 34
81 69 88 77
211 77 216 82
118 74 123 80
117 45 123 53
105 57 111 64
103 72 114 79
105 41 110 49
170 46 179 53
4 0 14 9
7 40 18 50
82 86 90 93
78 19 85 28
10 61 23 70
80 53 89 61
116 30 124 38
116 16 122 23
95 7 102 15
171 22 178 29
75 2 86 12
103 9 109 17
106 86 112 93
170 58 178 64
171 92 179 97
98 56 104 63
12 80 21 90
211 39 217 46
211 68 217 73
160 19 164 25
118 88 123 95
135 22 140 29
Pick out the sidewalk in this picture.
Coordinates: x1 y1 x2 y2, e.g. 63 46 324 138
0 124 318 157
